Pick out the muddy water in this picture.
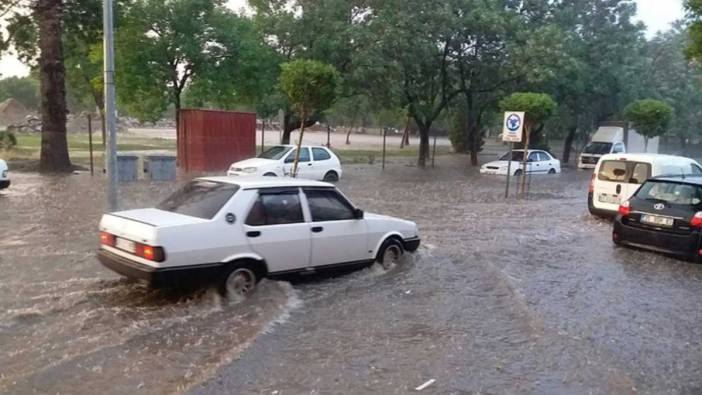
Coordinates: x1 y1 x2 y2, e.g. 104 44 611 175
2 156 702 394
0 174 299 394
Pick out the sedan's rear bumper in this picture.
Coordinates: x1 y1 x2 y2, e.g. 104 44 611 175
614 218 702 260
97 250 224 287
0 179 10 189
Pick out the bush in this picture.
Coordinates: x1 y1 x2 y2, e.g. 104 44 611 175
0 131 18 150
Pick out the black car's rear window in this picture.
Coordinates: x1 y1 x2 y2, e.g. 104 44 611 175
598 160 651 184
157 180 239 219
637 181 702 206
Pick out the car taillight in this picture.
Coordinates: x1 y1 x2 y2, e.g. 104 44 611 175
690 212 702 228
135 243 165 262
100 231 115 246
618 201 630 217
589 173 596 193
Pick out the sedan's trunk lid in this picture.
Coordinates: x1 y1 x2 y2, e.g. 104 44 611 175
100 208 207 244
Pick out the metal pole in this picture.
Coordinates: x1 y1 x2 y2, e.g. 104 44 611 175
261 119 265 155
382 127 387 170
104 0 118 211
431 133 437 168
327 124 331 147
88 113 94 176
505 142 513 199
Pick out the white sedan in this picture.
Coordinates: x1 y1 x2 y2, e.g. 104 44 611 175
97 177 420 296
480 149 561 176
0 159 9 190
227 145 342 182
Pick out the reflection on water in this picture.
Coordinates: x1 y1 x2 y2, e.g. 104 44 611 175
2 157 702 394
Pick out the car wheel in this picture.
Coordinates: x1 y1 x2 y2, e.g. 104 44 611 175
548 168 557 174
220 265 257 298
323 171 339 182
376 238 404 271
263 172 277 177
514 169 523 176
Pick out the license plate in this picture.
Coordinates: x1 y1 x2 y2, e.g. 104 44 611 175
598 194 621 204
641 214 674 227
115 237 136 253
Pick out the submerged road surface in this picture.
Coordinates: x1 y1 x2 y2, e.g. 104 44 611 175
1 156 701 394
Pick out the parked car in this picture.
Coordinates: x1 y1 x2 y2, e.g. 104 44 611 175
578 123 659 169
588 153 702 217
0 159 9 190
480 149 561 176
613 175 702 262
227 145 342 182
97 177 420 296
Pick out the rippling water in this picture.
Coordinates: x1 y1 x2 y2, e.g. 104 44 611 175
2 156 702 394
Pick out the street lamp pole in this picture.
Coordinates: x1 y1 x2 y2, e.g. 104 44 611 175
103 0 118 211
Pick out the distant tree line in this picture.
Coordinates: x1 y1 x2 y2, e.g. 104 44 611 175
1 0 702 170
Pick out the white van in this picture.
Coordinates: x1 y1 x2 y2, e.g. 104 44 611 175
588 154 702 217
0 159 9 190
579 125 659 169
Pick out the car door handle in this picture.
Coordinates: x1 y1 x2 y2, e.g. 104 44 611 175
246 231 261 238
307 163 312 166
616 184 622 194
311 226 324 233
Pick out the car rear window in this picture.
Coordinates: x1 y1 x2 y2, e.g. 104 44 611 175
157 180 239 219
598 160 651 184
312 148 332 161
637 181 702 206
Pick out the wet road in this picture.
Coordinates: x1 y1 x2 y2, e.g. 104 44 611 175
1 156 702 394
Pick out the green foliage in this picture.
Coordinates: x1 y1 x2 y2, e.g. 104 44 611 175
278 60 340 118
499 93 557 127
687 0 702 61
623 99 674 140
0 76 40 109
0 131 17 150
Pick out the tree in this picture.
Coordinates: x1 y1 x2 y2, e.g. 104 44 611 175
499 92 556 193
2 0 72 172
278 59 339 177
250 0 368 144
687 0 702 61
117 0 257 133
623 99 674 151
0 76 40 109
35 0 71 172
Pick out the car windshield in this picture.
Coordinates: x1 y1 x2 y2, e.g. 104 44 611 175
583 142 613 155
637 181 702 206
499 151 525 161
157 180 239 219
259 146 292 160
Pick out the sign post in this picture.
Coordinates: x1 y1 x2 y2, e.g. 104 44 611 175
502 112 524 199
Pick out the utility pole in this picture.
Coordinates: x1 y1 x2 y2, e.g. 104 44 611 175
104 0 118 211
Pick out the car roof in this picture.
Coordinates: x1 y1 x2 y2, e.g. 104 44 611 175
650 175 702 185
269 144 331 149
599 153 697 163
198 175 335 189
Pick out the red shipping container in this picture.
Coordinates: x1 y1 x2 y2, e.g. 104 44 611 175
178 109 256 173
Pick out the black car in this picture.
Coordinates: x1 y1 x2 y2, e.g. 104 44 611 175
613 176 702 262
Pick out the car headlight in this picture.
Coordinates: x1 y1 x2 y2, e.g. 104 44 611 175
242 167 258 173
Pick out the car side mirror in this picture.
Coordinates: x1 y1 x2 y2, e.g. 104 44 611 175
354 208 364 219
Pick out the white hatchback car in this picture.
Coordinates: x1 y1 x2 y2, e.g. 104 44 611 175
0 159 9 190
227 145 342 182
97 177 420 296
480 149 561 176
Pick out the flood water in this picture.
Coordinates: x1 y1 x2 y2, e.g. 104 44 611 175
2 156 702 394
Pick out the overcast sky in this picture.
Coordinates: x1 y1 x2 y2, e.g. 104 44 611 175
0 0 687 78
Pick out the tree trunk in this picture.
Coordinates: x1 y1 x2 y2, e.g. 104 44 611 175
345 126 352 145
291 110 307 177
400 116 410 148
417 126 430 168
562 126 577 164
282 110 316 144
644 137 649 153
468 125 479 166
36 0 71 172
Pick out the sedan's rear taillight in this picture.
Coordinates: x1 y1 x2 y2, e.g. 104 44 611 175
100 231 116 247
690 212 702 228
135 244 166 262
618 201 631 217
